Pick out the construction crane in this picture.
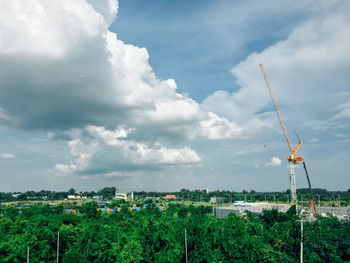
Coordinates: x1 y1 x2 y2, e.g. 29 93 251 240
302 161 317 215
259 64 317 216
294 132 317 216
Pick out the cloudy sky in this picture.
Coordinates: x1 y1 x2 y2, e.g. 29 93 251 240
0 0 349 192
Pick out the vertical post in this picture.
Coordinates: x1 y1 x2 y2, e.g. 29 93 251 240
27 246 29 263
57 231 60 263
184 228 188 263
300 220 303 263
289 162 297 205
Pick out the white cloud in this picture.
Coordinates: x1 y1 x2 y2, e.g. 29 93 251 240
1 0 349 188
53 138 98 175
196 112 244 139
202 2 350 137
0 153 17 159
332 100 350 120
86 125 201 165
53 125 201 176
0 0 107 58
308 138 319 143
0 0 244 177
264 157 282 167
86 0 118 26
0 0 241 141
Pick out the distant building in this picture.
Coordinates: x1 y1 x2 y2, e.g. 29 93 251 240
163 195 176 200
317 206 350 220
214 202 291 218
68 195 81 199
210 197 224 204
115 193 127 200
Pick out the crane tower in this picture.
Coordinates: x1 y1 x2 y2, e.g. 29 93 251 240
259 64 304 205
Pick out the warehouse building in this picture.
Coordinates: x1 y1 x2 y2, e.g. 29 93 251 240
214 201 291 218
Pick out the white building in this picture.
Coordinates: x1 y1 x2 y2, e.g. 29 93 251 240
115 193 127 200
68 195 81 199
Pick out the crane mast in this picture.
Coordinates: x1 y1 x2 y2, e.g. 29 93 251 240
259 64 317 216
259 64 298 205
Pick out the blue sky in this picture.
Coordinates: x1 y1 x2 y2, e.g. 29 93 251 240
0 0 349 192
112 0 305 101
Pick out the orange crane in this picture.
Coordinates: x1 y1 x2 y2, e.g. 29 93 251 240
259 64 317 215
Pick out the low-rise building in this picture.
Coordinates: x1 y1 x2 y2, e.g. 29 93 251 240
115 193 127 200
317 206 350 220
163 195 176 200
68 195 81 199
214 201 291 218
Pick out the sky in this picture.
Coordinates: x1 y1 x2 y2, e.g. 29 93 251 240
0 0 349 193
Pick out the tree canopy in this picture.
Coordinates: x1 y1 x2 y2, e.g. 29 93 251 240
0 202 349 262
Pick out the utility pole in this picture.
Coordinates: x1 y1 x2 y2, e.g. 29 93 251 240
300 220 304 263
57 231 60 263
184 228 188 263
27 246 29 263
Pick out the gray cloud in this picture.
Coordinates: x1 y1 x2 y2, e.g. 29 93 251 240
0 0 349 190
202 2 350 136
0 0 245 177
0 0 242 138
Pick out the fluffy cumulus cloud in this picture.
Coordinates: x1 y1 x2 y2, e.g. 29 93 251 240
202 1 350 135
264 157 282 167
0 0 241 177
53 125 201 176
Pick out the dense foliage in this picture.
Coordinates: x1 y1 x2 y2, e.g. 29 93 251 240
0 203 349 262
